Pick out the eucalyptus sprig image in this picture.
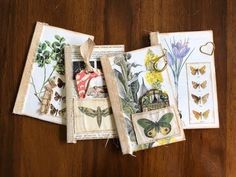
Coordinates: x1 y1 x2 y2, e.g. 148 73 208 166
31 35 66 102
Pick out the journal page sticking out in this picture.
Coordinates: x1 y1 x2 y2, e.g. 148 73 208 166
65 41 124 142
150 31 219 129
13 22 94 125
101 45 185 155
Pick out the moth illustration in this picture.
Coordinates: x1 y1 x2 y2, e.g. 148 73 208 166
54 91 66 103
58 108 66 117
137 113 173 138
50 104 66 117
191 93 209 104
50 104 58 116
190 65 206 75
192 109 210 120
57 78 65 88
78 106 112 127
192 80 207 89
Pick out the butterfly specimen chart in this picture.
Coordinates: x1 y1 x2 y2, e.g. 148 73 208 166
41 76 66 117
65 40 124 142
150 30 219 129
101 45 185 155
187 62 215 124
13 22 93 124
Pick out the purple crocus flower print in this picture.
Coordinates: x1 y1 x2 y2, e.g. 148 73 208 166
167 52 174 66
171 40 190 59
164 38 194 103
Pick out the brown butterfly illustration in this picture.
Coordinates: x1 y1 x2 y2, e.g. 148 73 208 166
191 93 209 104
50 104 58 116
192 109 210 120
78 106 112 127
192 80 207 89
58 108 66 117
57 78 65 88
50 104 66 117
190 65 206 75
54 91 66 103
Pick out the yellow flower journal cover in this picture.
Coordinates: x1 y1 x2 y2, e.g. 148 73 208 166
101 45 185 155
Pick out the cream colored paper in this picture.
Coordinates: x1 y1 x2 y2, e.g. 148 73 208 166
101 45 185 155
13 22 93 125
150 31 219 129
65 45 124 142
132 106 181 145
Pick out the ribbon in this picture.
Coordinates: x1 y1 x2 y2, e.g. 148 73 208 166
76 38 102 98
80 38 96 72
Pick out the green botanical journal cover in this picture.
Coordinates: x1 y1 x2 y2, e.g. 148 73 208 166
13 22 93 125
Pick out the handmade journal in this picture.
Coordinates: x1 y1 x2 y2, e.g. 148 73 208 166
101 45 185 155
65 39 124 142
150 31 219 129
13 22 93 124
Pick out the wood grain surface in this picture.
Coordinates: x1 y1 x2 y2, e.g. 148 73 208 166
0 0 234 177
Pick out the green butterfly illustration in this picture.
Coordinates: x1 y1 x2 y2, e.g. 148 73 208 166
78 106 112 127
137 112 173 138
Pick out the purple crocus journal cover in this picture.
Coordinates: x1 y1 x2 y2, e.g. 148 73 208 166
150 31 219 129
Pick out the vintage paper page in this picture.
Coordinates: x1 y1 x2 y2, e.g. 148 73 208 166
65 45 124 142
150 31 219 129
101 45 185 155
13 22 94 125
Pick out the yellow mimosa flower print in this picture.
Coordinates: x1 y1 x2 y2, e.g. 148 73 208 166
145 71 163 85
157 137 177 145
144 49 163 86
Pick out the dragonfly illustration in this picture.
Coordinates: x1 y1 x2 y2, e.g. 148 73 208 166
78 106 112 127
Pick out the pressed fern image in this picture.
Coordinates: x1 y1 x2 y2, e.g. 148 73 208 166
30 35 66 103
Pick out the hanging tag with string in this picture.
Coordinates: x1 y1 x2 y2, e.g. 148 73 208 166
75 39 102 98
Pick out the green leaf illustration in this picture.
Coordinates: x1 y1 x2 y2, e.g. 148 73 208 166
60 37 65 43
121 98 136 117
42 43 47 50
55 35 61 41
32 34 67 102
45 40 51 47
52 41 60 49
113 53 144 115
130 79 139 102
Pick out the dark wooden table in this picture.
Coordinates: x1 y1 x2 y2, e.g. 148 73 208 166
1 0 235 177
